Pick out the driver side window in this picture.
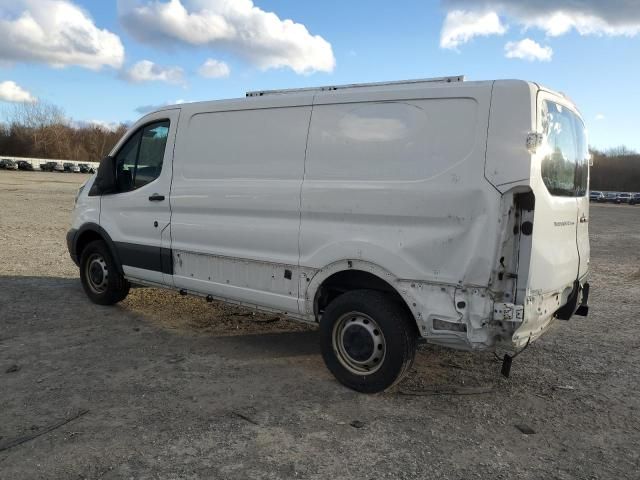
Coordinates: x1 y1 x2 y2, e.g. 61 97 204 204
115 120 170 192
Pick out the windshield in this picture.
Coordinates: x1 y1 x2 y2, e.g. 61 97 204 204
540 100 589 197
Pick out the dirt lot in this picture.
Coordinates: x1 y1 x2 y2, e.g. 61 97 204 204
1 170 639 479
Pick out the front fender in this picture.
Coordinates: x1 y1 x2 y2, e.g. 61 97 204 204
71 223 124 275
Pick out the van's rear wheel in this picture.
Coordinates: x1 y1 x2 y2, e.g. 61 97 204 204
320 290 417 393
79 240 129 305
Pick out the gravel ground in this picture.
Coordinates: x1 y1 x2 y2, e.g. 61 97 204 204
1 170 639 479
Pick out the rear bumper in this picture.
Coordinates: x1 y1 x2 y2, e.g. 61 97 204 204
67 228 79 266
574 282 589 316
512 276 590 348
555 279 589 320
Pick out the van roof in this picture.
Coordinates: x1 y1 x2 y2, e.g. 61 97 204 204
245 75 465 97
148 78 541 115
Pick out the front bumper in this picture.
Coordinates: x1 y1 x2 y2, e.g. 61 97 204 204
66 228 79 266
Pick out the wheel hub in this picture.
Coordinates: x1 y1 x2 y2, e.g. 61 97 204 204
333 313 386 375
85 254 108 294
342 324 375 362
89 263 104 285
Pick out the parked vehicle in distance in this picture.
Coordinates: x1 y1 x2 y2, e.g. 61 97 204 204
54 162 65 172
629 193 640 205
604 192 618 203
0 159 18 170
63 162 81 173
616 193 631 204
17 160 35 171
78 163 96 174
589 191 604 202
40 161 58 172
67 77 591 393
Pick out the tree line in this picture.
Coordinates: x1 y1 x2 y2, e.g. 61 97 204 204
1 101 639 191
590 147 640 192
0 102 126 162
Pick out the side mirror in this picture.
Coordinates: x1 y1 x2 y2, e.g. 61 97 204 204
89 156 116 196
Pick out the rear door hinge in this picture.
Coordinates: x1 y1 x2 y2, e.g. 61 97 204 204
526 132 544 153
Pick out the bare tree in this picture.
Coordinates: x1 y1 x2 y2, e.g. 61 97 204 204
3 101 68 158
0 100 128 161
591 147 640 192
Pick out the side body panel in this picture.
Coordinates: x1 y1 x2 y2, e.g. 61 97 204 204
484 80 537 192
299 83 505 345
301 85 496 282
169 96 313 314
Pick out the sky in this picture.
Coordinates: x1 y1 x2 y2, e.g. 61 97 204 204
0 0 639 151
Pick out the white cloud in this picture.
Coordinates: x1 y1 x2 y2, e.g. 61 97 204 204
440 10 507 49
73 119 124 131
505 38 553 62
0 81 36 103
0 0 124 70
88 120 122 131
442 1 640 41
135 99 191 114
124 60 186 85
118 0 336 74
198 58 230 78
135 104 165 114
523 11 640 37
595 113 605 121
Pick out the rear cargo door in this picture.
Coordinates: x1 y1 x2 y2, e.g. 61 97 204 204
576 196 590 278
574 124 590 279
526 93 588 296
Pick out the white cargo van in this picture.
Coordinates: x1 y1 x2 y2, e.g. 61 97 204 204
67 76 590 393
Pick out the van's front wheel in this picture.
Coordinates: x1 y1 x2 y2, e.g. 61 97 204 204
319 290 417 393
79 240 130 305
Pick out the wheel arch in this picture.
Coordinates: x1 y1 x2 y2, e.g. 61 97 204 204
306 260 416 328
74 223 124 274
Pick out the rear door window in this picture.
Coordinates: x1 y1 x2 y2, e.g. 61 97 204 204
540 101 588 197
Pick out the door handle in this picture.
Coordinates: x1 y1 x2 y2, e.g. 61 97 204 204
148 194 165 202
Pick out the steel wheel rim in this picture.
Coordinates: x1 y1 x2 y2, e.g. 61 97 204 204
332 312 386 375
85 253 108 294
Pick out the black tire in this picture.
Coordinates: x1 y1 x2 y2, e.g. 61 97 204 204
79 240 130 305
319 290 417 393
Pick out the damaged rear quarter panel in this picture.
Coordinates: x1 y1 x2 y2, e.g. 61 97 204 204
300 82 526 350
